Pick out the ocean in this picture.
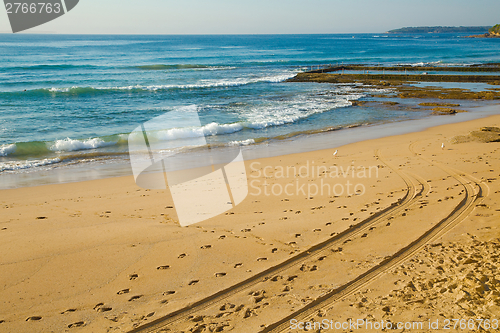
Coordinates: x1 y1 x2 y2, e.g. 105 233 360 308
1 33 499 188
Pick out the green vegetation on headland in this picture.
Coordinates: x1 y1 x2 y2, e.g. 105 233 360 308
489 24 500 36
387 26 490 34
462 24 500 38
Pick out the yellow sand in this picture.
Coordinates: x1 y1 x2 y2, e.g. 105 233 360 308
0 115 499 332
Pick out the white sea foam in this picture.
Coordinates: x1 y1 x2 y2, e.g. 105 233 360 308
0 144 16 156
42 73 297 94
151 122 245 142
0 157 61 172
49 138 116 152
48 87 72 92
228 139 255 146
242 92 362 130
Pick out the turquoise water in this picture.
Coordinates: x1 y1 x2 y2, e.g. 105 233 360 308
0 33 499 178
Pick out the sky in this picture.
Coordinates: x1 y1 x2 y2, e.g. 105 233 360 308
1 0 499 34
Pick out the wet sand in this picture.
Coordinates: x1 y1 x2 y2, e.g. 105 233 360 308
0 114 499 332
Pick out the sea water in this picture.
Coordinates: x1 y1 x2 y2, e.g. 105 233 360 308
0 33 499 187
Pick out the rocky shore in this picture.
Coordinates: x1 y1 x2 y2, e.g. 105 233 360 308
467 24 500 38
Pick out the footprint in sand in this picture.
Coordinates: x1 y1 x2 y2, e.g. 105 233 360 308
325 222 332 226
295 234 301 238
313 229 321 232
128 295 143 301
178 253 187 258
68 321 85 328
318 256 327 261
117 289 130 295
234 263 243 268
35 217 47 220
188 280 199 286
61 309 77 314
157 265 170 270
257 257 267 262
220 303 236 311
242 229 252 232
94 303 112 312
190 315 205 322
272 248 278 253
219 235 226 239
201 245 212 249
215 272 227 277
300 264 318 272
26 316 42 321
163 290 176 295
249 290 266 303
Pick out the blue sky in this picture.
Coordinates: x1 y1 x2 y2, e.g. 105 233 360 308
1 0 499 34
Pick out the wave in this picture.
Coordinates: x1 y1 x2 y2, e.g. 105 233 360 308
0 144 17 156
0 137 122 157
16 73 297 96
129 122 245 145
398 61 476 68
133 64 236 71
49 137 117 152
228 139 255 146
0 157 61 172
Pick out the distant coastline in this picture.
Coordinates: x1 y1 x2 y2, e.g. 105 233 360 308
387 26 490 34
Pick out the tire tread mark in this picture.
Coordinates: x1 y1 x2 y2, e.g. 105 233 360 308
128 150 426 333
260 144 486 333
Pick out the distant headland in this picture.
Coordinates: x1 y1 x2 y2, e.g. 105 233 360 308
387 26 491 34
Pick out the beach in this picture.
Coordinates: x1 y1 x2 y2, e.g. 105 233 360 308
1 113 499 332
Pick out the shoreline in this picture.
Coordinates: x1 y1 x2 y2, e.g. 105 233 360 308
1 113 499 332
1 102 499 190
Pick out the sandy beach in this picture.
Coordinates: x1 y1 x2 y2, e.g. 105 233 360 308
1 114 499 333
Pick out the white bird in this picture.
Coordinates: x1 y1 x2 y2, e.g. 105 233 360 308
441 143 445 150
333 150 338 157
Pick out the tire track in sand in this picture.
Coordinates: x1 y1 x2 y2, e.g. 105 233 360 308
259 143 487 333
128 150 428 333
